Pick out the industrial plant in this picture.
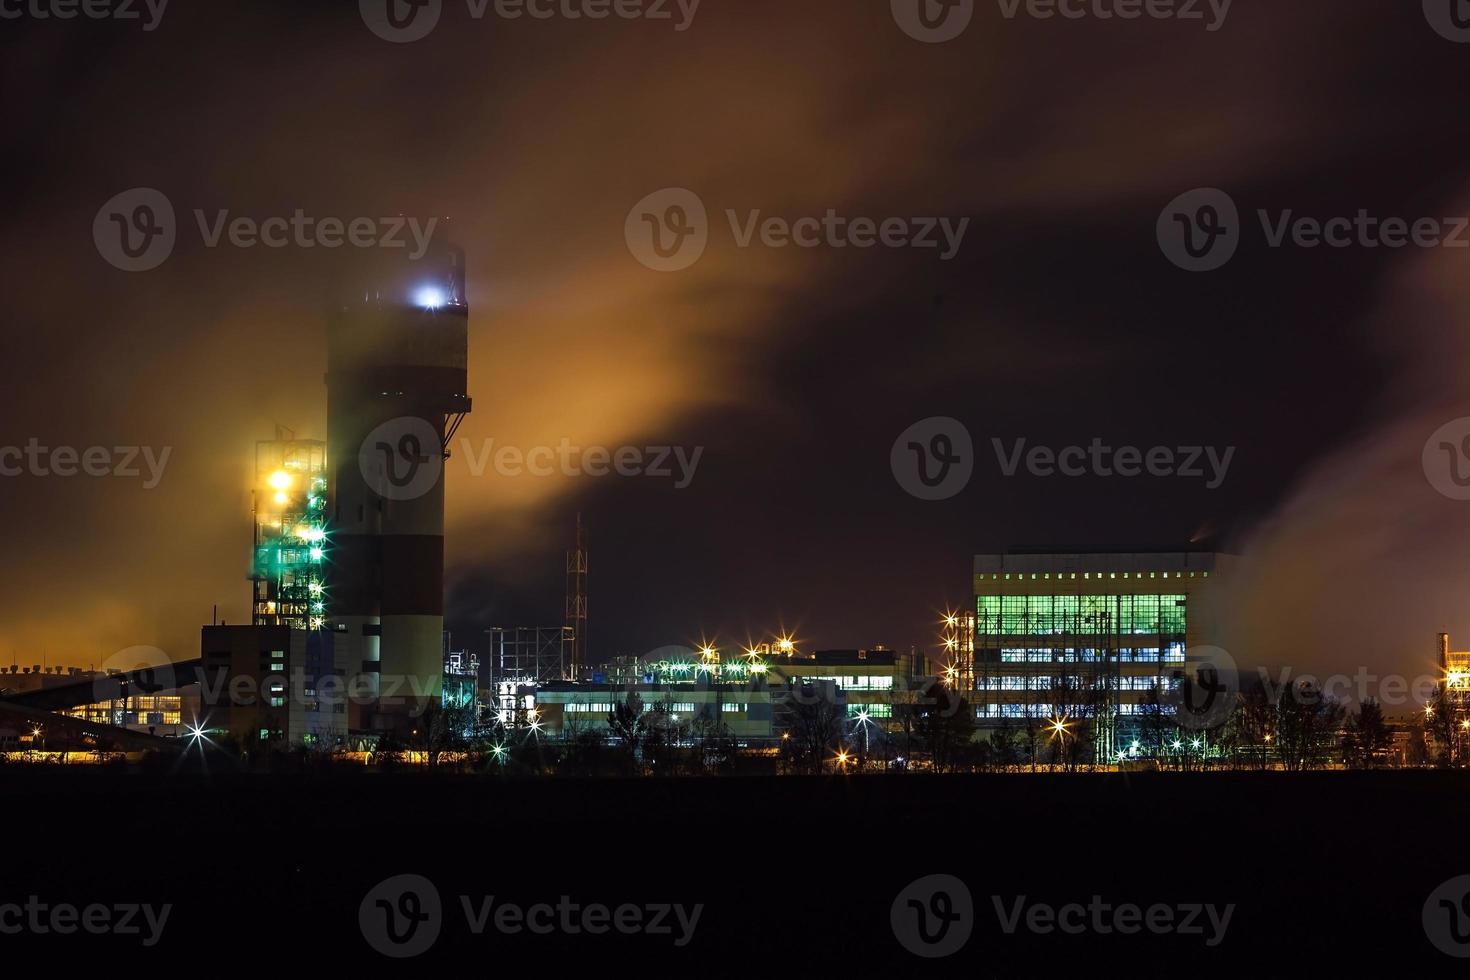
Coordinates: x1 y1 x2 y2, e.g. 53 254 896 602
0 241 1467 771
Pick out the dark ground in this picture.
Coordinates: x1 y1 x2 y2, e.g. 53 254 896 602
0 769 1463 972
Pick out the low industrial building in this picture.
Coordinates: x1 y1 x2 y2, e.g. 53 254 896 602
532 647 934 742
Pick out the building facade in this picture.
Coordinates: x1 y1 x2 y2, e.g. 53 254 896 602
200 625 348 747
531 647 933 743
971 551 1226 756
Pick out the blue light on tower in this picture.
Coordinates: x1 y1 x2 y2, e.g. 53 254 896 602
415 286 446 309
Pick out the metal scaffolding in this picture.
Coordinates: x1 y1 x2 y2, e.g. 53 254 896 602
487 626 573 685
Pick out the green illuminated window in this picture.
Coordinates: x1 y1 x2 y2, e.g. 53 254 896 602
976 593 1188 636
1029 595 1053 635
1161 595 1186 633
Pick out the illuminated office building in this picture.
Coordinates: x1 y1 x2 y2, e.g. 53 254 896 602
971 552 1227 754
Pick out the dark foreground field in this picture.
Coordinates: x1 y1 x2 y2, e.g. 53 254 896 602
0 770 1464 972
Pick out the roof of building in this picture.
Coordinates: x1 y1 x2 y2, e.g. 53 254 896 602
973 552 1220 575
805 649 898 666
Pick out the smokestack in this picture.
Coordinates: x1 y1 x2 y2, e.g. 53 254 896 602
325 234 471 731
1440 632 1451 673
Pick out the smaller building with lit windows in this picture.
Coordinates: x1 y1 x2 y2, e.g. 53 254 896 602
64 691 201 737
531 647 934 742
200 624 348 748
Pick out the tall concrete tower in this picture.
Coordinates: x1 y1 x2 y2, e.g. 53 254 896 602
325 240 470 732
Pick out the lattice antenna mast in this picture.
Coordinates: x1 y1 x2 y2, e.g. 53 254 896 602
565 513 588 679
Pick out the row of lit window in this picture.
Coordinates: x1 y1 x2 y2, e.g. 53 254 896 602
978 571 1208 580
786 675 894 690
996 644 1186 664
977 703 1168 718
977 676 1178 691
977 595 1186 635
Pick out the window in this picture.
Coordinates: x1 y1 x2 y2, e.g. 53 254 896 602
1129 594 1160 633
1001 595 1026 634
977 595 1001 633
1030 595 1052 635
1161 595 1187 633
977 593 1187 636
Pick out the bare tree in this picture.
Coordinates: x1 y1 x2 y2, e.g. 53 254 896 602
1274 680 1345 771
786 682 845 773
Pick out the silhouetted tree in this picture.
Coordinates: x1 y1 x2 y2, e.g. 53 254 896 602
988 723 1020 771
787 682 846 773
607 691 647 775
1343 698 1390 769
1424 688 1462 767
911 681 976 773
1274 680 1345 771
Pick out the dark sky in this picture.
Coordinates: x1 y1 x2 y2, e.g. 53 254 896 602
5 1 1470 690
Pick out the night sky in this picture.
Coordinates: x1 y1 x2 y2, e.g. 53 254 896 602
5 1 1470 689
